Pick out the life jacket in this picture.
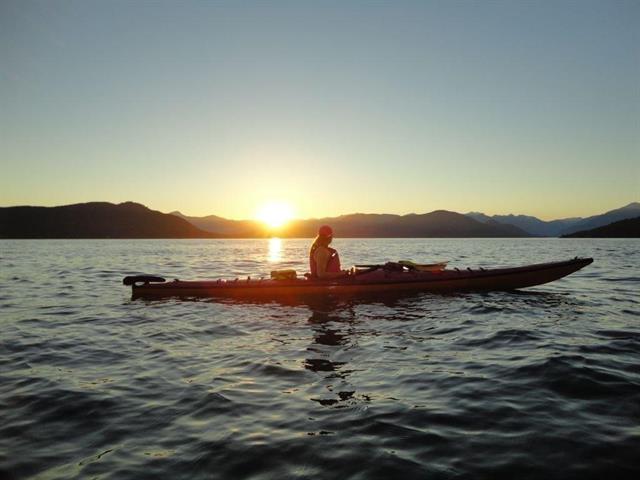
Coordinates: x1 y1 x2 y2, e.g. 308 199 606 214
309 245 341 277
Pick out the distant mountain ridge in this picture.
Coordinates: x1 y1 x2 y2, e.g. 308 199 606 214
0 202 218 238
562 217 640 238
467 202 640 236
2 201 636 239
171 211 262 237
176 209 530 238
560 203 640 236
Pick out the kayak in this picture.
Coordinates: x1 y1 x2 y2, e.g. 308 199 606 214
124 257 593 299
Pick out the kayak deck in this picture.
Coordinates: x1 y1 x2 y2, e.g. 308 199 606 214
126 257 593 299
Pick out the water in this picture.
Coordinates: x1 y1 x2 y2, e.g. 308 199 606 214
1 238 639 479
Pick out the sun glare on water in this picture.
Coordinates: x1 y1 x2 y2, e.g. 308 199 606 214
256 202 294 229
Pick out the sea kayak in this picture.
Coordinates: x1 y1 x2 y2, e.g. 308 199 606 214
124 257 593 299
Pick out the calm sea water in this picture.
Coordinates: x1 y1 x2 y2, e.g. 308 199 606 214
1 238 639 479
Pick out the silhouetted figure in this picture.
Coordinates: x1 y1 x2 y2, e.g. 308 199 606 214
308 225 350 279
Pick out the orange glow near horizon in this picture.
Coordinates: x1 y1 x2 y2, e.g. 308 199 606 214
256 201 294 229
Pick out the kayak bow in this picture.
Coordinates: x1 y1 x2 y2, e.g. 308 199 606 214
124 257 593 299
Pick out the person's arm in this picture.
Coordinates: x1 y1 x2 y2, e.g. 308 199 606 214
314 248 349 279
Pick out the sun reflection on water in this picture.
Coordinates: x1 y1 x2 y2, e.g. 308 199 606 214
268 237 282 263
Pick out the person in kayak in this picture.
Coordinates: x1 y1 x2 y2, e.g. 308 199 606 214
309 225 350 279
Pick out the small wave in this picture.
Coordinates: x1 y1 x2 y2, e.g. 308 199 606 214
469 304 505 314
596 329 640 340
578 341 640 356
186 391 237 419
512 355 635 400
250 362 310 380
458 329 542 347
601 276 640 282
10 276 33 283
8 387 119 431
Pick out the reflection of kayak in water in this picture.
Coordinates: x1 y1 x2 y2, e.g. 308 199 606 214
123 257 593 299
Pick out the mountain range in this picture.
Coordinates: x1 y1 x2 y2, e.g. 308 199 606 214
171 211 262 237
562 217 640 238
0 202 216 238
467 202 640 236
1 201 638 239
1 202 527 238
174 210 529 238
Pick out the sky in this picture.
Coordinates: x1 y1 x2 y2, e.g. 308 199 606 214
1 0 638 221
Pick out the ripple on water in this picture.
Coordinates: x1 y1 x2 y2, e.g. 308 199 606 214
510 354 638 400
456 328 543 348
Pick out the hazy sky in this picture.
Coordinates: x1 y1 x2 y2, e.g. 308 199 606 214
1 0 638 220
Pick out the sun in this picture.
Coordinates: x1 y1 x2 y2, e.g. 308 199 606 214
256 201 294 229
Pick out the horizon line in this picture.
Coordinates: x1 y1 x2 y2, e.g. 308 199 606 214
1 199 638 223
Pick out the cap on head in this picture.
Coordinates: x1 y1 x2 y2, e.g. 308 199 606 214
318 225 333 237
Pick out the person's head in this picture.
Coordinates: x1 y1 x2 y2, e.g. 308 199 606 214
314 225 333 247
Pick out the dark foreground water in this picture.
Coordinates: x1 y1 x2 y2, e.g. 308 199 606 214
1 238 639 479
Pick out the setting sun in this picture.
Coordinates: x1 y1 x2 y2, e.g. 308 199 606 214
256 202 294 229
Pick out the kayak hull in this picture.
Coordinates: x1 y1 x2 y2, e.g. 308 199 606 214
129 258 593 299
